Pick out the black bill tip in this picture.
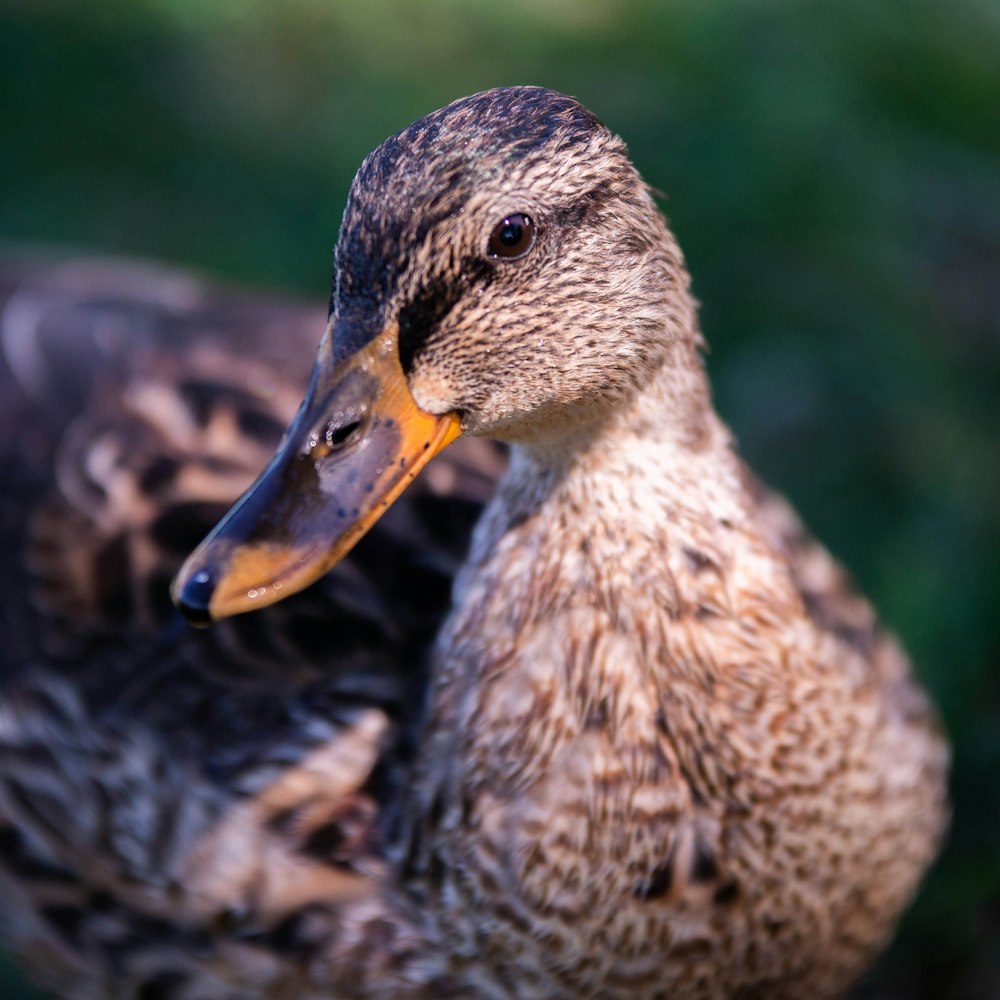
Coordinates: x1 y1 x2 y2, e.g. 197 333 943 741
173 567 218 628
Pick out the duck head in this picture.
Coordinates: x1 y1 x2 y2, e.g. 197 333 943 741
173 86 701 624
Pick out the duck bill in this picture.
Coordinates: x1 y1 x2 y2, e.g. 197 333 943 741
171 324 461 625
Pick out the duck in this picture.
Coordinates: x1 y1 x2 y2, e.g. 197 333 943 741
0 87 946 999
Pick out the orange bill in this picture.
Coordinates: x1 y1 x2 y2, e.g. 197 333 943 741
171 324 461 625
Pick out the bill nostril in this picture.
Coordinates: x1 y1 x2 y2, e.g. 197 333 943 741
307 418 363 460
328 419 362 447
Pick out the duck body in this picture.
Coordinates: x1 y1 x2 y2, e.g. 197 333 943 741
417 386 945 998
2 87 947 999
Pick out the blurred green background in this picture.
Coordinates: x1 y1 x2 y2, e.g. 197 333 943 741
2 0 998 996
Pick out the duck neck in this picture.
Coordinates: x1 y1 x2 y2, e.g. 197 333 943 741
423 351 755 793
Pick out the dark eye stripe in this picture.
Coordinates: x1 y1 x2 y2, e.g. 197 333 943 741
397 256 494 374
487 213 535 260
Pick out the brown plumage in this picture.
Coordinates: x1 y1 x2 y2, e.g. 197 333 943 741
1 87 946 999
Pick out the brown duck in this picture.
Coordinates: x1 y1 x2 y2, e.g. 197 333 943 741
1 87 946 999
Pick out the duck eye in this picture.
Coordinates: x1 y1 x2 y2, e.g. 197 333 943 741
487 213 535 260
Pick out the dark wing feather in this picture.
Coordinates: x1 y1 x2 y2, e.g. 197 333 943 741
0 250 502 998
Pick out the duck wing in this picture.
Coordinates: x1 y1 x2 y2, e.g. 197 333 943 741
0 250 503 997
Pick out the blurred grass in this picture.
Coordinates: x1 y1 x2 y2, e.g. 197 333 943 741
1 0 999 996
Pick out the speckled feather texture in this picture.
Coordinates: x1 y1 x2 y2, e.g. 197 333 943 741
0 86 947 999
